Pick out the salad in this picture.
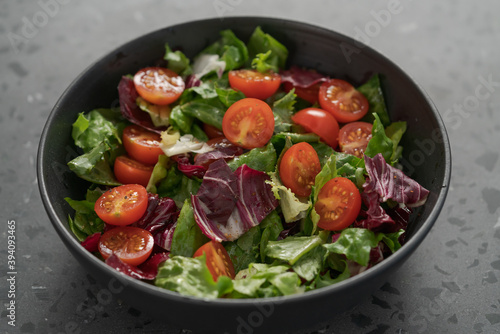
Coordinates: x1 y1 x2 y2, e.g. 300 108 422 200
65 27 429 299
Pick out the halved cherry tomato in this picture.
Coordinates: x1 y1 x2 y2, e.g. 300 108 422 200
291 108 340 148
222 98 275 149
98 226 154 266
114 155 153 187
133 67 184 105
94 184 148 226
228 69 281 100
194 241 236 281
283 82 321 104
123 125 163 165
318 79 369 123
315 177 361 231
279 142 321 197
203 123 224 139
338 122 373 158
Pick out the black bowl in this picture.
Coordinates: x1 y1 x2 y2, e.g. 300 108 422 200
37 17 451 333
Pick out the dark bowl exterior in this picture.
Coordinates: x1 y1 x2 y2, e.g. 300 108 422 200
37 17 451 334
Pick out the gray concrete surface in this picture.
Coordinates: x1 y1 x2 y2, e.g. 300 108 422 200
1 0 499 333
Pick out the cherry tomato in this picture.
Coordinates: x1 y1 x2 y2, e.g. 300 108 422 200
318 79 369 123
228 69 281 100
114 155 154 187
203 123 224 139
194 241 236 281
123 125 163 165
315 177 361 231
222 98 275 149
279 142 321 197
98 226 154 266
338 122 373 158
94 184 148 226
291 108 340 148
133 67 184 105
283 82 321 104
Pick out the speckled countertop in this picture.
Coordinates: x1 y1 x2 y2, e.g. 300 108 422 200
1 1 499 333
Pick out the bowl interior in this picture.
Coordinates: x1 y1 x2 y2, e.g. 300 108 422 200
38 17 451 333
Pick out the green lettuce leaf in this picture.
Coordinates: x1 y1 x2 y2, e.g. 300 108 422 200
381 229 405 253
385 121 407 164
231 277 267 298
365 113 394 163
68 108 128 185
323 228 379 266
251 50 278 73
227 142 277 173
258 210 283 262
269 272 304 296
172 97 226 131
247 26 288 70
292 245 327 281
67 140 122 186
65 188 106 241
231 263 304 298
358 74 391 126
137 97 171 127
311 265 351 289
332 151 366 187
169 105 193 133
71 109 125 153
180 80 220 102
146 154 170 194
272 90 296 133
225 210 282 272
164 43 192 76
170 199 209 257
268 172 311 223
322 228 402 267
215 86 245 107
225 225 261 273
271 132 321 157
265 234 324 265
155 255 233 298
365 113 407 165
309 142 335 168
157 165 202 208
312 155 337 202
190 123 209 142
201 29 248 71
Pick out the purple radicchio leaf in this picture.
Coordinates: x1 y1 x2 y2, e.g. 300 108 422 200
133 193 178 251
386 205 412 244
117 76 167 134
355 191 395 231
278 221 301 240
185 75 201 88
105 252 169 280
191 159 239 241
192 162 278 242
193 144 244 168
363 153 429 207
172 154 207 178
280 65 329 88
81 232 101 252
233 164 279 231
